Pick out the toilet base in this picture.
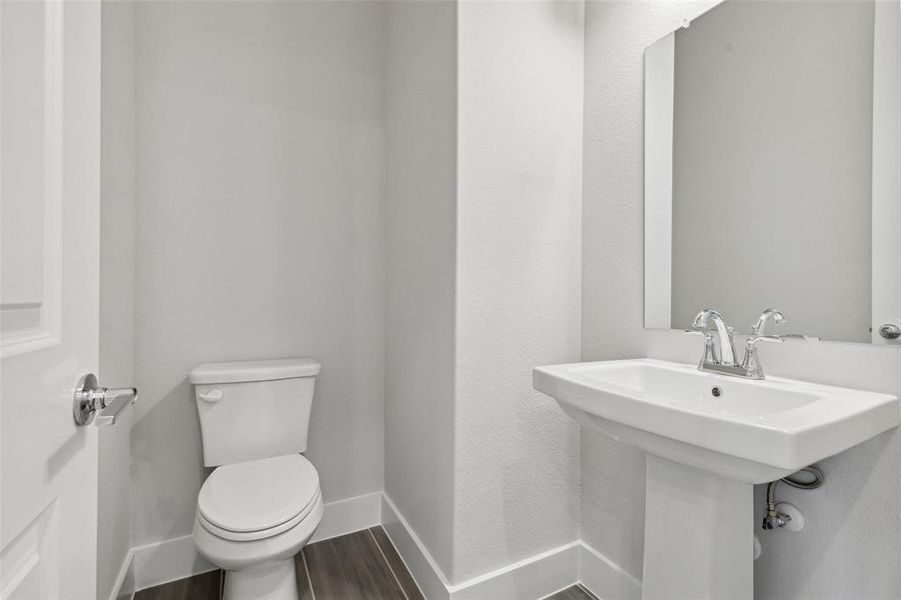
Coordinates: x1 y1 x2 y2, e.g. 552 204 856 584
223 557 299 600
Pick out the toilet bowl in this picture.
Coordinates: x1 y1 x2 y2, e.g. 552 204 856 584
189 358 323 600
193 454 323 600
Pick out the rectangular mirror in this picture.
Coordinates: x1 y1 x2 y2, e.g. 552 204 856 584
643 0 901 345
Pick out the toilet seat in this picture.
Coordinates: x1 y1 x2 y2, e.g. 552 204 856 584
197 454 320 542
197 487 321 541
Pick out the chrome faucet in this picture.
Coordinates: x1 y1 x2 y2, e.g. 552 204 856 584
688 308 798 380
691 309 738 368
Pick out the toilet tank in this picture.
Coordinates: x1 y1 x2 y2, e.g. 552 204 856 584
189 358 321 467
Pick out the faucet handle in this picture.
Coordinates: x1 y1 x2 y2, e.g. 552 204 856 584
748 333 806 346
685 327 720 366
751 308 785 336
685 326 716 345
747 335 784 346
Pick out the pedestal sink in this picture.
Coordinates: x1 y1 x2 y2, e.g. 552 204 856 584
533 359 899 600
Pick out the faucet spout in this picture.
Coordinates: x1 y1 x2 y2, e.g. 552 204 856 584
692 309 737 366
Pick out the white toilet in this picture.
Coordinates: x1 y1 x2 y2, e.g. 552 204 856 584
189 358 323 600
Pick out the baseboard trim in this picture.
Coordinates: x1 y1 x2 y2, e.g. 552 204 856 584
310 490 382 543
107 549 136 600
132 534 217 592
450 541 580 600
380 493 452 599
130 490 383 592
381 493 589 600
578 542 641 600
125 489 640 599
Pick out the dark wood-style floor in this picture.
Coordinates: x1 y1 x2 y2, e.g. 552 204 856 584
133 526 597 600
546 585 598 600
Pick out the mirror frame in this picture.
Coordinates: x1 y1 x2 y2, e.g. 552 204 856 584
641 0 901 349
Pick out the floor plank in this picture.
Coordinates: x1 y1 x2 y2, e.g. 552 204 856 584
131 528 424 600
545 584 600 600
133 569 222 600
304 530 407 600
368 526 425 600
294 548 315 600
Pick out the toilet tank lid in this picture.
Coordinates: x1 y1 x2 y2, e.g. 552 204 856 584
189 358 321 384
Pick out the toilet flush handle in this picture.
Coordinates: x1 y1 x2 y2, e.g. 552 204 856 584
198 389 224 403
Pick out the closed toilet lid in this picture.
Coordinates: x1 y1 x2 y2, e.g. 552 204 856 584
198 454 320 533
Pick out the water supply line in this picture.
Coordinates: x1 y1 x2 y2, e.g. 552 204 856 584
762 465 824 530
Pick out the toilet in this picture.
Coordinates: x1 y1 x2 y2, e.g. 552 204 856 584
189 358 323 600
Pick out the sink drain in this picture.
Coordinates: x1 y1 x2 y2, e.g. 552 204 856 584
711 386 723 398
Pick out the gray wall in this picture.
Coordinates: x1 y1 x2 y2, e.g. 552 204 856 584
384 1 585 584
384 0 458 578
453 0 584 583
670 0 874 342
131 1 386 547
582 1 901 597
99 2 136 598
128 3 583 584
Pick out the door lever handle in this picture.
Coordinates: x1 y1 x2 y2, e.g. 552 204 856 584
73 374 138 426
879 324 901 340
94 389 137 426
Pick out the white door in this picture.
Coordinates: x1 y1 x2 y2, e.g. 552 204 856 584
871 0 901 346
1 2 101 599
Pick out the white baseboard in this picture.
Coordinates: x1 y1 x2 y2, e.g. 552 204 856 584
579 543 641 600
123 489 640 600
129 490 383 592
382 493 588 600
108 550 136 600
381 493 452 599
132 534 217 591
450 542 580 600
310 491 382 543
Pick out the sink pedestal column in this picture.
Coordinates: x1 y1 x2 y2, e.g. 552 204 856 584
642 456 753 600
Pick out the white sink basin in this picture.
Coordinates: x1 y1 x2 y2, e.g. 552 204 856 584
534 358 899 600
534 358 899 483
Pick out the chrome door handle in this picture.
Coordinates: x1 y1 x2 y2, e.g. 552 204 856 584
878 323 901 340
73 373 138 426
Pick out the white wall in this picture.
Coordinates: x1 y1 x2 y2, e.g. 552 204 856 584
454 0 584 583
128 3 585 585
582 1 901 597
384 0 458 578
99 3 136 598
669 1 874 342
131 1 386 547
383 2 585 585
